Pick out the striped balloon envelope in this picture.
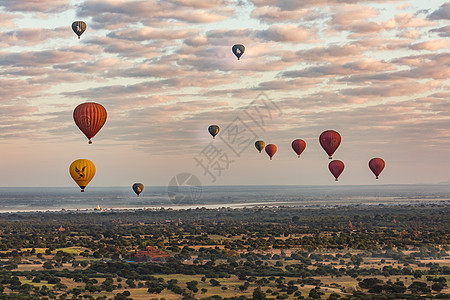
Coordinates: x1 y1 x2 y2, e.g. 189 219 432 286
73 102 107 144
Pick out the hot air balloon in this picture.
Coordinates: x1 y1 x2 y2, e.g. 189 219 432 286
69 159 95 192
208 125 219 139
255 140 265 153
319 130 341 159
132 183 144 196
265 144 277 160
232 44 245 60
369 158 385 179
73 102 107 144
72 21 86 39
329 160 344 181
291 139 306 158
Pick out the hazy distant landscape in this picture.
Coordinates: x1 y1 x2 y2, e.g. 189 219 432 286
0 184 448 213
0 203 448 299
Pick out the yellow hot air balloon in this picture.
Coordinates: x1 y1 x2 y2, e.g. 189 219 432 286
69 159 96 192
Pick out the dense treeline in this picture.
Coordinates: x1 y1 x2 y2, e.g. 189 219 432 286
0 204 448 299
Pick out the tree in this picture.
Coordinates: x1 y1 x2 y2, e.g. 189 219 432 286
210 279 220 286
186 281 198 293
147 284 165 294
432 282 445 292
42 261 53 269
358 278 384 290
253 287 267 300
408 281 431 294
309 288 324 299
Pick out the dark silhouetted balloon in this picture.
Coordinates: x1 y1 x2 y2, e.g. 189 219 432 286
265 144 277 160
255 140 265 153
73 102 107 144
291 139 306 158
72 21 86 39
69 159 95 192
329 160 344 181
319 130 341 159
369 158 385 179
232 44 245 60
132 183 144 196
208 125 219 139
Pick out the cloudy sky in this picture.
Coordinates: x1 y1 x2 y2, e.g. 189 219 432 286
0 0 449 188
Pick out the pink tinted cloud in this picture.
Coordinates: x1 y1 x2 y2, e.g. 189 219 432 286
0 13 16 28
0 79 49 102
409 39 450 51
184 35 209 47
340 80 441 97
0 110 41 139
329 6 401 34
251 6 310 23
78 0 232 26
293 44 366 63
104 63 191 79
0 27 67 46
397 30 421 39
85 37 164 58
54 58 128 74
255 78 322 91
1 0 70 12
258 24 318 43
394 13 435 29
249 0 402 12
281 58 394 80
0 49 92 67
108 27 199 41
331 5 379 26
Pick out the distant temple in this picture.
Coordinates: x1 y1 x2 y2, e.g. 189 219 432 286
348 220 354 229
133 246 170 261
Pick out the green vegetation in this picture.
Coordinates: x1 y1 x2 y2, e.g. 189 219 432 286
0 204 448 299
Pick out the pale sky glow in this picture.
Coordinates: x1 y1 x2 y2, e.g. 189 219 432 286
0 0 449 188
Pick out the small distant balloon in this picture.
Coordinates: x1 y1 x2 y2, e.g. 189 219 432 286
265 144 277 160
69 159 95 192
73 102 107 144
232 44 245 60
255 140 265 153
369 158 385 179
208 125 219 139
329 160 344 181
132 183 144 196
319 130 341 159
72 21 86 39
291 139 306 158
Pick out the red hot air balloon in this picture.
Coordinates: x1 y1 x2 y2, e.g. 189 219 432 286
265 144 277 160
291 139 306 158
73 102 107 144
369 158 385 179
329 160 344 181
319 130 341 159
